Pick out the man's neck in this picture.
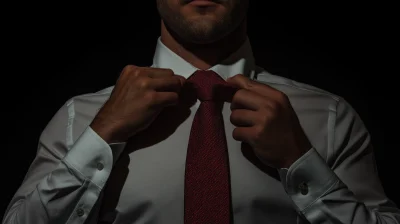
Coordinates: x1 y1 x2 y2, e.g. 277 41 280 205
160 20 247 70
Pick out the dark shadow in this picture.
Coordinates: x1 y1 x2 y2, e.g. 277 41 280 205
240 142 280 181
97 152 130 223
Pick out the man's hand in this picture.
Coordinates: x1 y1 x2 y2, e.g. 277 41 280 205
227 74 312 168
90 65 186 143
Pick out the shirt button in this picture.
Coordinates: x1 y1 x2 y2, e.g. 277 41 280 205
97 162 104 171
76 208 84 217
299 182 308 195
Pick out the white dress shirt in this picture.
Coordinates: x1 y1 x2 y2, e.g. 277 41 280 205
3 37 400 224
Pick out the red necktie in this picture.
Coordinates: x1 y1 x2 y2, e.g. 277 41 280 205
184 70 235 224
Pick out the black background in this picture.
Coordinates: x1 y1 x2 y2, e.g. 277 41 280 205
1 1 398 218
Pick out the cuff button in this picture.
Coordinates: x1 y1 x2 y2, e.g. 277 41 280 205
97 162 104 171
299 182 308 195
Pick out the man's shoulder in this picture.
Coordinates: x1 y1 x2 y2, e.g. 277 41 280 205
254 67 341 103
254 67 364 133
253 68 367 163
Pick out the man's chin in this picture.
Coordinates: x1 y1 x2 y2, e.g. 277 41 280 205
164 17 227 45
180 25 217 43
181 31 226 45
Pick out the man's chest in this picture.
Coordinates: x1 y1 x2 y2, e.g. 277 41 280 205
93 101 328 223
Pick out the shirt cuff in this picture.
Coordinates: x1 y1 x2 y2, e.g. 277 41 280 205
62 127 126 189
278 148 339 212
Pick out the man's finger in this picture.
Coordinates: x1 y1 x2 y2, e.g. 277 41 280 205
231 89 264 111
146 67 175 78
152 76 185 92
232 127 255 144
153 92 180 108
227 74 250 88
230 109 257 127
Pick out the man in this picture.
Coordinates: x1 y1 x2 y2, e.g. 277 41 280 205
3 0 400 223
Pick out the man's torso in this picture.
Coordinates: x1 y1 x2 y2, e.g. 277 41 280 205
61 67 338 223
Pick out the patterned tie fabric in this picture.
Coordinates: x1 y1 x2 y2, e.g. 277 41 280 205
184 70 236 224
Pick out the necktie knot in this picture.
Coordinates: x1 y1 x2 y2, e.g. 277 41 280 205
187 70 237 102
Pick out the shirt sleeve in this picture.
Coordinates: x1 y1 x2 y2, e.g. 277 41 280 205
279 98 400 223
2 99 126 224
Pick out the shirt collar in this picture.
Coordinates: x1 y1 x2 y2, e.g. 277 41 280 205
151 37 256 80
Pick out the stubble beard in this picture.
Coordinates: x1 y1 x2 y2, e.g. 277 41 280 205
157 1 238 44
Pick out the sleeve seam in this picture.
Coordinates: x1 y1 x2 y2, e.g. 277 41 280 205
36 184 50 220
62 159 102 190
66 98 76 150
37 144 64 161
332 98 339 158
327 98 339 164
38 98 74 159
